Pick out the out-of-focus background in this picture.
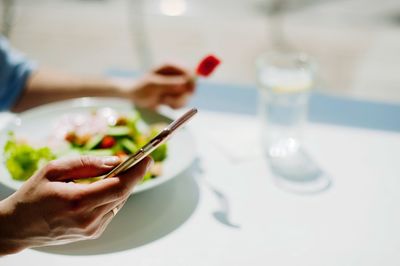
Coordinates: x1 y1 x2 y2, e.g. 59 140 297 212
1 0 399 102
1 1 400 264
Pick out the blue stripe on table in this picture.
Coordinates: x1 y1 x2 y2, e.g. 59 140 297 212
191 82 400 132
107 70 400 132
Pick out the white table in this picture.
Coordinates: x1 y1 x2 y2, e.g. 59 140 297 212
1 109 400 265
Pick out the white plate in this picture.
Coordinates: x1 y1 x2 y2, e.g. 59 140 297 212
0 98 197 194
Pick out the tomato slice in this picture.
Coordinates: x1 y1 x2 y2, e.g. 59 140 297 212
100 136 116 149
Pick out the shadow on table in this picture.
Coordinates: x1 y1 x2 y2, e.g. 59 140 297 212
36 168 199 256
193 158 241 229
266 148 332 195
0 184 15 200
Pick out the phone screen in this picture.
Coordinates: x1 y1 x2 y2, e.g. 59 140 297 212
103 108 198 178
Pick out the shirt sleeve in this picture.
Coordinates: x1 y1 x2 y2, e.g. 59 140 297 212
0 36 36 111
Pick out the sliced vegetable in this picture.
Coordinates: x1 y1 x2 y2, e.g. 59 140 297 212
135 134 147 147
120 138 138 153
151 143 167 162
84 134 104 150
127 113 141 138
107 126 131 137
100 136 116 149
148 125 168 162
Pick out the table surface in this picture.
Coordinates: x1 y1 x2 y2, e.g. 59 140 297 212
1 83 400 265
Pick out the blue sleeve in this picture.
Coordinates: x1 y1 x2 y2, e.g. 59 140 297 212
0 36 36 111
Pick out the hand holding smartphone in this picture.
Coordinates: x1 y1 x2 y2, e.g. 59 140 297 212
103 108 198 178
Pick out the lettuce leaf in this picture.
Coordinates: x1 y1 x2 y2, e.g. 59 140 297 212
4 133 56 181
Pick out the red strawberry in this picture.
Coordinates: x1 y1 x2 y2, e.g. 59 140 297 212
196 54 221 77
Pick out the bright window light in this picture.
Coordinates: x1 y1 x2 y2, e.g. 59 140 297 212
160 0 187 16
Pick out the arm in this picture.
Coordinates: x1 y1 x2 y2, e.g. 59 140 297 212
12 68 129 112
0 155 152 255
13 64 195 112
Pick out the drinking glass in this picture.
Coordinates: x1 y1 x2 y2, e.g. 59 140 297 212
256 52 330 192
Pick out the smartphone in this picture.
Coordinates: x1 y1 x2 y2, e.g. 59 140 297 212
103 108 198 178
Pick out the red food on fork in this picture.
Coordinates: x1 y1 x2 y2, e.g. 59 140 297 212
196 54 221 77
100 136 116 149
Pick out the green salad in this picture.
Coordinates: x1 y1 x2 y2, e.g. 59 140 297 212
4 108 167 182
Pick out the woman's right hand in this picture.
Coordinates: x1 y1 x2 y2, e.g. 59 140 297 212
0 155 153 255
125 64 195 110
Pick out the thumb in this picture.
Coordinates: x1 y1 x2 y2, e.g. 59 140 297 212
44 156 121 181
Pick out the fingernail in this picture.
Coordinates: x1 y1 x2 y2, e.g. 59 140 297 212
103 156 120 166
146 157 154 171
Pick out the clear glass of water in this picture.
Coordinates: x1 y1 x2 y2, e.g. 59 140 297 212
256 52 330 192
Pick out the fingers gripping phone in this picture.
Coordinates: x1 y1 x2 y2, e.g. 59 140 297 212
103 108 198 178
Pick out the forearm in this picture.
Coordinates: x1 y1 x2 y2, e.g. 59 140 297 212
12 68 135 112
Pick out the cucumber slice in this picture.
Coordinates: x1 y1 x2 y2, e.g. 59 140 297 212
151 143 167 162
120 138 138 153
111 142 123 154
127 113 142 137
83 149 114 156
84 134 104 150
107 126 131 136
